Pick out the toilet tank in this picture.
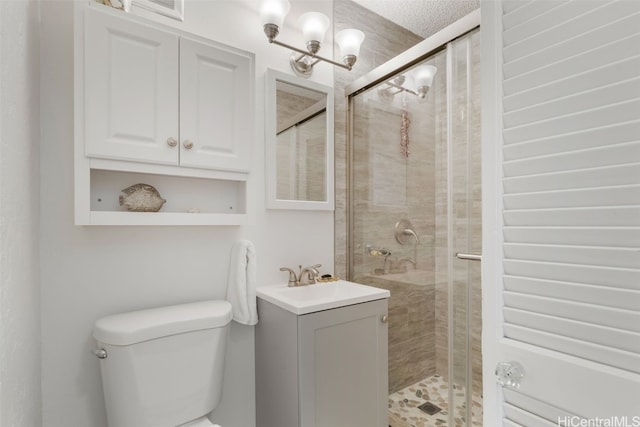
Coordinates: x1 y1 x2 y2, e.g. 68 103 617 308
93 300 233 427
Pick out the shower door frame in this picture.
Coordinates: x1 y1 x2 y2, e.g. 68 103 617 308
345 9 480 279
345 9 481 427
344 10 480 97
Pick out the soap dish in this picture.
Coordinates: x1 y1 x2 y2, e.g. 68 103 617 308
317 275 340 283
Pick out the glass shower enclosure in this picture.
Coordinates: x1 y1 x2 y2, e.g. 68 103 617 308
347 24 481 427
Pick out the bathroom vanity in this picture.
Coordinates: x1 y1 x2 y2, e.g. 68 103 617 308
255 280 390 427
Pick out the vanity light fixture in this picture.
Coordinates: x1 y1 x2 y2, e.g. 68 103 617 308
378 65 438 103
413 65 438 100
260 0 365 77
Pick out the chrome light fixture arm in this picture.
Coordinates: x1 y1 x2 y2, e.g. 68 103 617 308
267 32 352 73
270 38 352 70
377 65 438 102
384 79 419 97
260 0 364 78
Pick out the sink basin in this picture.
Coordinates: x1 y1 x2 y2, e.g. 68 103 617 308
256 280 390 315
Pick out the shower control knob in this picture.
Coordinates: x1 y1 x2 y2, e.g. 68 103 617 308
381 315 388 323
495 361 525 389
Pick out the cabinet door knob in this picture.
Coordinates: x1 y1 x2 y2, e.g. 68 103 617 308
166 137 178 147
183 140 194 150
381 315 388 323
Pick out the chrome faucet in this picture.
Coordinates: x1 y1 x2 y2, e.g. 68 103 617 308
279 267 299 287
299 264 321 285
399 257 417 268
280 264 322 287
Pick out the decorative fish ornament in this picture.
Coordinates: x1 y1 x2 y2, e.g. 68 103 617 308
119 183 166 212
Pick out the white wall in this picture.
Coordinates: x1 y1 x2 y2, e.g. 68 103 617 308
0 1 42 426
40 1 334 426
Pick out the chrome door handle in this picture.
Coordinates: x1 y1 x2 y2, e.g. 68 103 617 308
456 252 482 261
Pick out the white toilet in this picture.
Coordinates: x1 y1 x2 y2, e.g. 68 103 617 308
93 300 232 427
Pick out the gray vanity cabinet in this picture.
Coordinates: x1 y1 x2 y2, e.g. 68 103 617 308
255 297 389 427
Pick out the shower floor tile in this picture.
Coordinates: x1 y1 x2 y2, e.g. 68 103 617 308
388 374 482 427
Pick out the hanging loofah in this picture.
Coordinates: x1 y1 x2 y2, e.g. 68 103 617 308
400 98 411 158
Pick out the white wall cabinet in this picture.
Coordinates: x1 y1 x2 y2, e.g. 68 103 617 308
179 38 252 172
255 298 389 427
84 9 179 166
75 4 254 225
84 7 251 172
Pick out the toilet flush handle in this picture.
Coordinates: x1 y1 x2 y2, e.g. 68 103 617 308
92 347 108 359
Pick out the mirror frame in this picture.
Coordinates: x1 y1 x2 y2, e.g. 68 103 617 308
265 69 335 211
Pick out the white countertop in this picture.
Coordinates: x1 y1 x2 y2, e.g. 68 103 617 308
256 280 390 315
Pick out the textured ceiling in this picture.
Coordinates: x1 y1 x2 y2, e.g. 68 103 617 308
351 0 480 39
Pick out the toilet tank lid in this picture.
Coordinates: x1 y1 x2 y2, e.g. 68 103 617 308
93 300 233 346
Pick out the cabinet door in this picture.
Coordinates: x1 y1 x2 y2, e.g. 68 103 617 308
179 38 252 172
84 8 179 165
298 299 389 427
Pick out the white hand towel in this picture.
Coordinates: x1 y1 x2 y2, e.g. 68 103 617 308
225 240 258 325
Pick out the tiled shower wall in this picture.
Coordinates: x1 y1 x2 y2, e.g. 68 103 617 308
332 4 425 392
347 48 447 393
333 0 423 280
334 1 483 397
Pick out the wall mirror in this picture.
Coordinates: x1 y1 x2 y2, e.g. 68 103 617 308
265 69 334 210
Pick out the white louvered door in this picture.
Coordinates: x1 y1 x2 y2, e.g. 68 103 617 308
482 0 640 425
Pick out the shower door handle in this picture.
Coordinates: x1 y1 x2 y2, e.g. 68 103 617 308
456 252 482 261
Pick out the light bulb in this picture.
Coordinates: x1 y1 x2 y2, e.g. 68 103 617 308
260 0 291 28
413 65 437 98
299 12 330 48
336 29 365 57
336 29 365 67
